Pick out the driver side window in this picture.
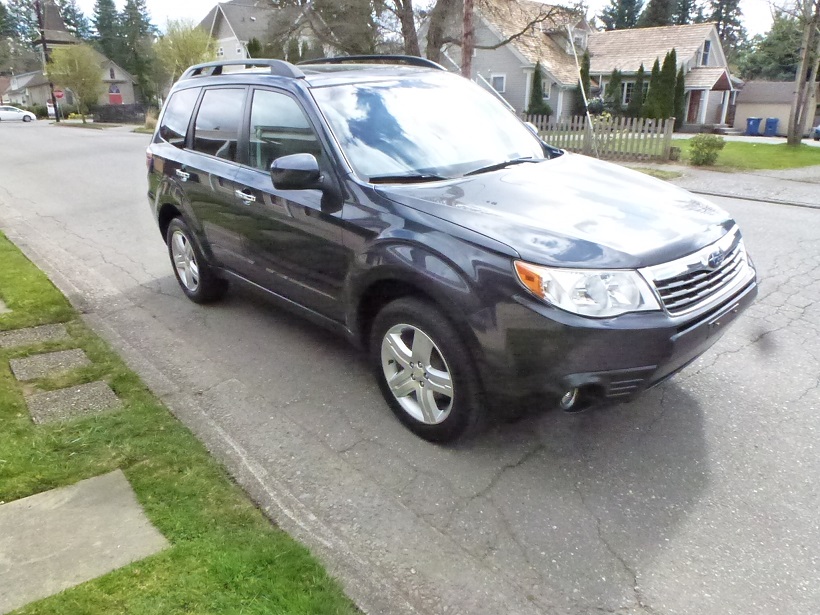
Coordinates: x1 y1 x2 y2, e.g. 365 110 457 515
249 89 322 171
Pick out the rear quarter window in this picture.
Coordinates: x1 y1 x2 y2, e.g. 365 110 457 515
158 87 201 147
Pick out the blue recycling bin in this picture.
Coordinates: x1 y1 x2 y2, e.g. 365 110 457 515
745 117 762 136
764 117 779 136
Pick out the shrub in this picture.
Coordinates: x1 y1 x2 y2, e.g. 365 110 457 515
587 96 605 115
144 109 158 130
689 134 725 166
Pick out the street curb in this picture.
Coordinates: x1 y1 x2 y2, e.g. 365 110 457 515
687 189 819 211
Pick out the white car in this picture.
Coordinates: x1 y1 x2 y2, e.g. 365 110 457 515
0 105 36 122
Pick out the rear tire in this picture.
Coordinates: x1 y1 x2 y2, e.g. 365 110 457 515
166 217 227 304
370 297 486 443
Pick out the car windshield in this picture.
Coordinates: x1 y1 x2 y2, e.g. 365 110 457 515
310 72 547 181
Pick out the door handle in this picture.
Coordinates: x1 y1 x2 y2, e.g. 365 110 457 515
235 189 257 204
175 169 190 182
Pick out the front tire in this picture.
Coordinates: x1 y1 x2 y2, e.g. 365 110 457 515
23 115 32 122
166 217 227 304
370 297 486 443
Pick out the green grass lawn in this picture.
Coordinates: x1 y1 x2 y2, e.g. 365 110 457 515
0 231 357 615
673 139 820 171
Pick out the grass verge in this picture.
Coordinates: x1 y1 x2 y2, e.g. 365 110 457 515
672 139 820 171
628 167 684 181
0 231 357 615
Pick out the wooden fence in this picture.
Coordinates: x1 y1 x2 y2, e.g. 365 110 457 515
524 115 675 161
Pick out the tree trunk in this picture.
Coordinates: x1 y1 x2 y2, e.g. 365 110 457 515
461 0 473 78
425 1 452 64
393 0 420 56
787 0 819 146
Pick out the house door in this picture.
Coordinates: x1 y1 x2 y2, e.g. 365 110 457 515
108 84 123 105
687 90 702 124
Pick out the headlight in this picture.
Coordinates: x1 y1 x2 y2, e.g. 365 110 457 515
514 261 661 318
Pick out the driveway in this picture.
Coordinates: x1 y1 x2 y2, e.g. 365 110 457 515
1 122 818 615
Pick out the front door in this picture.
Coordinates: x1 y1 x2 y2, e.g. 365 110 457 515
231 87 350 321
687 90 702 124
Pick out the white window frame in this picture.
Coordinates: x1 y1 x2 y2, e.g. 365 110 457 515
701 40 711 66
542 79 550 100
490 74 506 94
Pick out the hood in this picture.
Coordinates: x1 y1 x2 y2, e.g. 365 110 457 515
375 154 734 269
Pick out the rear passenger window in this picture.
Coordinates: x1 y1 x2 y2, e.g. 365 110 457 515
192 88 246 161
158 88 200 148
249 89 321 171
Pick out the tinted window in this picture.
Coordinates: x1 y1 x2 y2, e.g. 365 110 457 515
193 88 245 161
249 89 321 171
158 88 200 148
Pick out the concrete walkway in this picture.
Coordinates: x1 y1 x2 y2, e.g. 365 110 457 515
633 162 820 209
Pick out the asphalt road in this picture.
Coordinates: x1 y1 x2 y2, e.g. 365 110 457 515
1 121 818 615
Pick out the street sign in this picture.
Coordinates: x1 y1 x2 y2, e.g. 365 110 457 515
54 89 64 99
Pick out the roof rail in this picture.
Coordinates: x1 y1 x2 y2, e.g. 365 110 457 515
181 59 305 80
298 55 445 71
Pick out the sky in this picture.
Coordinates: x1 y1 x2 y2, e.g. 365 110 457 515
74 0 776 37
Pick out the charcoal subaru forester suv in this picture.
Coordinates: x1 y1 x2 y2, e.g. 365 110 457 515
147 56 757 442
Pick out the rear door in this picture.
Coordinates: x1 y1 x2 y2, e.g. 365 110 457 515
184 87 249 273
231 87 351 321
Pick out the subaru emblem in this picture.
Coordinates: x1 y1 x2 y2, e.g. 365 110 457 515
706 250 724 269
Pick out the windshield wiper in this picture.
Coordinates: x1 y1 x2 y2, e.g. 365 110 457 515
463 157 546 177
369 173 448 184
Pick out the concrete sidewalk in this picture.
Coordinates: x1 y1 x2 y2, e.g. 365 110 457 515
633 163 820 209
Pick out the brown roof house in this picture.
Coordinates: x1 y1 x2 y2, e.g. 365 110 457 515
732 81 820 136
442 0 737 128
589 23 738 129
198 1 278 61
6 0 137 109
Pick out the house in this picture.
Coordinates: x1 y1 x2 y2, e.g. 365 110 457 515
732 81 820 136
198 1 277 60
447 0 736 130
6 0 137 109
589 23 737 130
0 76 10 103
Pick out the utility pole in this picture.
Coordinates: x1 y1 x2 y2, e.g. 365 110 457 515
34 0 60 122
462 0 474 78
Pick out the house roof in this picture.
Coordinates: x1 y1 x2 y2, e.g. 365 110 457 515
33 0 78 46
0 76 10 97
588 22 716 74
684 66 732 90
476 0 584 86
736 81 796 104
203 1 275 43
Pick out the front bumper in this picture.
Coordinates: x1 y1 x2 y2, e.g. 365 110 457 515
473 277 757 405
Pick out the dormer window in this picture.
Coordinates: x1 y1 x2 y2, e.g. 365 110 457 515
701 40 711 66
109 67 115 79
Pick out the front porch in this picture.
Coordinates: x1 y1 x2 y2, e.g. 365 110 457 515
683 67 736 129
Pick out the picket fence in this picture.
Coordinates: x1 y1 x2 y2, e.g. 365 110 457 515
524 115 675 161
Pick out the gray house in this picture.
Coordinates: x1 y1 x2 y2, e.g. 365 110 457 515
448 0 737 129
732 81 820 136
199 1 278 60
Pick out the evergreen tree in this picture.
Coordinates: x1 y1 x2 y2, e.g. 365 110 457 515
672 0 695 24
527 62 552 116
659 48 677 118
120 0 155 98
263 39 286 60
626 63 646 117
6 0 38 44
56 0 91 39
246 37 262 58
710 0 746 59
308 40 324 59
674 65 685 129
600 0 643 30
642 58 662 118
638 0 674 27
736 12 801 81
286 38 301 63
300 39 309 62
572 50 591 116
604 69 623 115
93 0 121 62
1 2 16 38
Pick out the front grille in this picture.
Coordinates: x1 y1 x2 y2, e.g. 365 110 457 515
642 229 754 317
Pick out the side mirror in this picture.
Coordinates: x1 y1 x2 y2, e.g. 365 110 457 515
270 153 322 190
